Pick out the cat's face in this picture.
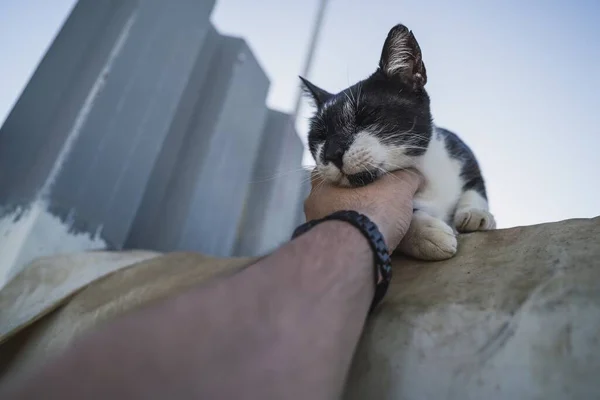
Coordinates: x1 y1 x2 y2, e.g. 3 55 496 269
303 24 433 187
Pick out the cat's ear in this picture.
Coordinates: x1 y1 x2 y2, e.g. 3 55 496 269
299 76 333 110
379 24 427 89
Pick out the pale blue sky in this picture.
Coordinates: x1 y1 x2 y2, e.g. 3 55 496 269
1 0 599 229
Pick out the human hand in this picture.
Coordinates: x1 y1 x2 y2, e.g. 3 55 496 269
304 170 422 250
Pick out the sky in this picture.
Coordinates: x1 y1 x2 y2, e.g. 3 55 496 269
1 0 599 229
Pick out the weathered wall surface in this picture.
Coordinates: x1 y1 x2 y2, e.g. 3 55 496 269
345 216 600 399
1 217 598 399
234 110 308 256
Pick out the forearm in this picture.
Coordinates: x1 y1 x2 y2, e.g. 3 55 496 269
5 221 374 399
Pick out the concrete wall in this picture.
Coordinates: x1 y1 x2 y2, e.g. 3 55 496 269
126 32 271 257
0 0 307 288
4 217 599 398
234 110 307 256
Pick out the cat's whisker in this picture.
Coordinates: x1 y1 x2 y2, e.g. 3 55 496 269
356 81 363 110
372 159 413 172
307 168 324 182
348 82 358 110
399 146 430 151
409 116 418 131
346 67 356 105
380 135 430 144
312 174 328 193
363 163 376 181
364 162 379 177
352 79 362 110
343 91 354 107
379 160 411 170
379 137 429 146
309 168 323 178
300 174 317 186
382 143 430 152
371 131 430 144
380 163 421 179
385 119 423 139
365 162 406 184
380 130 429 141
402 137 430 143
250 166 317 183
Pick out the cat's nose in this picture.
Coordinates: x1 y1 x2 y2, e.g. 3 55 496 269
324 142 345 169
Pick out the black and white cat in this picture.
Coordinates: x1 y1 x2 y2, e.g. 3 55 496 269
301 24 496 261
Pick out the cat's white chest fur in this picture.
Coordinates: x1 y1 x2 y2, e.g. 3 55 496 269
413 129 464 222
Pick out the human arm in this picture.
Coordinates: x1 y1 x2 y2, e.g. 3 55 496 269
3 170 421 400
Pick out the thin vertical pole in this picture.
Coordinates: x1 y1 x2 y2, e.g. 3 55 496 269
291 0 330 122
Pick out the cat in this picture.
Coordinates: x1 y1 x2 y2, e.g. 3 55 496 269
300 23 496 261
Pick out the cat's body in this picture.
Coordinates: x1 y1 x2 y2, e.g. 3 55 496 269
301 24 495 260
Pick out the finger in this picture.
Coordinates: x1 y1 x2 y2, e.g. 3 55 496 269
389 167 421 180
393 169 425 193
369 168 421 192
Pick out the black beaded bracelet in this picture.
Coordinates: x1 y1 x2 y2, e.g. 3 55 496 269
291 210 392 314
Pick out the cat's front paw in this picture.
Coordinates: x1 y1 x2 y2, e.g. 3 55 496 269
398 212 458 261
454 208 496 233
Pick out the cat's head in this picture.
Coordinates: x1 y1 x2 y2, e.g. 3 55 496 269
302 24 433 187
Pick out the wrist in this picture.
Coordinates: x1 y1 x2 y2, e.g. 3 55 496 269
314 220 374 258
357 213 394 249
292 211 393 313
